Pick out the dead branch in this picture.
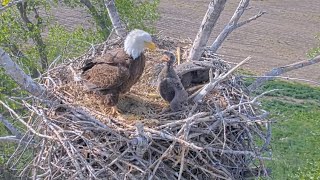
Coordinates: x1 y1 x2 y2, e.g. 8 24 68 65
0 48 46 97
236 10 266 28
104 0 127 38
248 54 320 92
0 114 22 137
188 0 227 61
0 136 22 143
210 0 266 52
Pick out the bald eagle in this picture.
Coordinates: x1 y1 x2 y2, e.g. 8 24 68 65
81 29 156 115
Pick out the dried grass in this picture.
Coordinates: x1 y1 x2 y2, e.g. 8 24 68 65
5 37 271 179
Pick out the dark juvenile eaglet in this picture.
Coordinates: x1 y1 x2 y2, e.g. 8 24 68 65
158 51 188 111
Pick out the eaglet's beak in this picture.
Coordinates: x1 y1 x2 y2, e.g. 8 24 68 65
160 55 170 62
144 41 156 51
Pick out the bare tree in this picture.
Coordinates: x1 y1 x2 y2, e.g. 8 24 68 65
189 0 265 60
188 0 227 61
210 0 265 52
104 0 127 38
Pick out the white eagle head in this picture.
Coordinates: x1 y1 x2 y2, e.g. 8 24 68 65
124 29 156 59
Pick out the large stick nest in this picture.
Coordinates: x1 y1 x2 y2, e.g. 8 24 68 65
7 36 271 179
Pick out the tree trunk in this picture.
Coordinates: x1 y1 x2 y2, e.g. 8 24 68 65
188 0 227 61
104 0 127 38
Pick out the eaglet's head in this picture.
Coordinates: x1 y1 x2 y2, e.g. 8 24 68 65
160 51 176 65
124 29 156 59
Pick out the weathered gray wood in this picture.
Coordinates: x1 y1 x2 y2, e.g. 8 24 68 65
0 136 22 143
104 0 127 38
0 48 46 97
210 0 249 52
0 114 22 138
210 0 265 52
248 55 320 92
188 0 227 61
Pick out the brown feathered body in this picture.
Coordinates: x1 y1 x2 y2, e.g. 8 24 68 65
81 48 146 106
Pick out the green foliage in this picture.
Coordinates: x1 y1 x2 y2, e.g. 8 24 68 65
1 0 10 6
46 24 101 61
0 8 30 53
116 0 159 33
307 34 320 58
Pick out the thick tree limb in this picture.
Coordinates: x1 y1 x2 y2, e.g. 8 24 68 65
210 0 265 52
0 114 22 138
188 0 227 61
0 48 46 97
248 54 320 92
0 136 22 143
104 0 127 38
0 135 32 145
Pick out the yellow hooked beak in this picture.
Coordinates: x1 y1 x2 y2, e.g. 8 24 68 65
144 41 156 51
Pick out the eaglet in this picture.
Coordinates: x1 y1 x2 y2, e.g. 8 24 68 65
158 51 188 111
81 29 156 115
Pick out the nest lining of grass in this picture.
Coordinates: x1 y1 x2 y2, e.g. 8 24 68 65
7 36 271 179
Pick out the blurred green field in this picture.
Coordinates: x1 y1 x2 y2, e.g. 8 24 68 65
260 80 320 179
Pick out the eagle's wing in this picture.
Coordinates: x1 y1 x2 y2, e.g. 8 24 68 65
81 48 131 91
158 78 175 102
93 48 130 65
82 64 130 91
